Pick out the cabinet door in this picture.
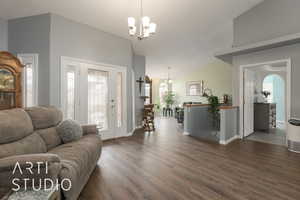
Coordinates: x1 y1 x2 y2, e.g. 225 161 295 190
0 68 15 109
0 52 23 109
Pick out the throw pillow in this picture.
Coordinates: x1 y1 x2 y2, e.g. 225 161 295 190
57 119 83 143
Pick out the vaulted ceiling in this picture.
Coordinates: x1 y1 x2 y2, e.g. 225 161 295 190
0 0 263 78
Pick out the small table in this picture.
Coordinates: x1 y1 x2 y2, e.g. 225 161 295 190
8 185 60 200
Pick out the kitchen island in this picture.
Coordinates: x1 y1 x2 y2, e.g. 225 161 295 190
183 104 239 144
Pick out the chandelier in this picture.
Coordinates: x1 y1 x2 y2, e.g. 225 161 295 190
165 67 173 86
128 0 157 40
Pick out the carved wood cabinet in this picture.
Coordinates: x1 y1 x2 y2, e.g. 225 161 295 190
0 51 24 110
254 103 277 131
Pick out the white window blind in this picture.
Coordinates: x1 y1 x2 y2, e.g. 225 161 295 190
88 69 108 130
116 72 123 127
24 64 33 107
66 66 76 120
18 54 38 107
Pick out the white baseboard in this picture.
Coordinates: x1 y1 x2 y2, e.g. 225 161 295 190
127 126 143 136
219 135 239 145
127 131 134 136
183 132 190 136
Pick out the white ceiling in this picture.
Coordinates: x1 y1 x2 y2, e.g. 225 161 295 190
0 0 264 78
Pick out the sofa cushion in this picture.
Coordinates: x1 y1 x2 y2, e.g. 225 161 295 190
25 106 63 130
0 133 47 158
36 128 62 150
0 109 34 144
49 134 102 200
57 120 83 143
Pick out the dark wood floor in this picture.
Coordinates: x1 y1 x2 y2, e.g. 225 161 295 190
79 118 300 200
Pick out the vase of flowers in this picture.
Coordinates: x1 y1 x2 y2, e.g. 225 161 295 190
261 91 271 102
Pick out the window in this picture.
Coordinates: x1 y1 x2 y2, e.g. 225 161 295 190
25 65 33 106
159 82 168 105
88 69 109 130
66 66 76 120
116 72 123 127
145 83 151 105
18 54 38 107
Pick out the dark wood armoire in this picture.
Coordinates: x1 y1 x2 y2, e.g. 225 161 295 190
0 51 24 110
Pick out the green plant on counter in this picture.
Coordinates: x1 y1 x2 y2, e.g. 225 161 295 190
206 95 220 129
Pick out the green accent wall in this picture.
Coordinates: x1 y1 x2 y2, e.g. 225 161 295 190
172 60 232 105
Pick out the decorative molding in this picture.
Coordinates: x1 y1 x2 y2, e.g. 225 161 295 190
215 32 300 60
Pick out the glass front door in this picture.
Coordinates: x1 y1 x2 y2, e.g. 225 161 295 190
61 58 127 140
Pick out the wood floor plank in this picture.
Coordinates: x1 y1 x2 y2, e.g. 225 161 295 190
79 118 300 200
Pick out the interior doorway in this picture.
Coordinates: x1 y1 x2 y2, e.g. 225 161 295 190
240 59 291 146
61 57 127 140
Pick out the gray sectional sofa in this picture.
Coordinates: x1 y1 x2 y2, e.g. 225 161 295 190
0 106 102 200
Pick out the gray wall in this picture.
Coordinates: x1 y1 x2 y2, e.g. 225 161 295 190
8 14 51 105
7 13 141 132
50 14 135 132
232 0 300 118
0 18 8 50
233 0 300 47
132 54 146 127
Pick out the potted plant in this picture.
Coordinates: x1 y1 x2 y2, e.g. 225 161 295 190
162 91 176 108
207 95 220 129
203 89 220 130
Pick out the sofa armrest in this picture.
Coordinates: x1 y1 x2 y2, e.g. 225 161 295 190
82 124 99 136
0 153 61 189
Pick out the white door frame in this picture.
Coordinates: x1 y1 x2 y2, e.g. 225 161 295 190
60 56 128 139
131 69 136 131
243 69 255 137
239 58 291 139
